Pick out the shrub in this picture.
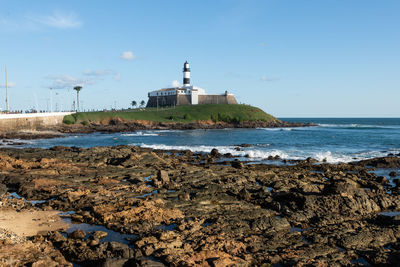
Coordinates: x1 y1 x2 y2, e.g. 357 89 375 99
63 115 75 125
81 120 89 126
183 113 191 120
232 116 241 123
218 113 232 123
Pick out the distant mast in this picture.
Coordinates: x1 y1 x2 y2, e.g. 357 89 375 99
5 65 8 113
183 61 190 87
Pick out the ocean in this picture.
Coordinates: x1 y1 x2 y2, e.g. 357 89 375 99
24 118 400 164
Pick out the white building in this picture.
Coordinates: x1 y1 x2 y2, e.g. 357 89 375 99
146 61 237 107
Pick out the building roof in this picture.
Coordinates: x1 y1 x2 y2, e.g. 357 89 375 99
153 87 180 92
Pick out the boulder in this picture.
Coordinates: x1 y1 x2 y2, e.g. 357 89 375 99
93 231 108 240
231 159 244 169
156 170 169 185
210 148 221 157
68 230 86 239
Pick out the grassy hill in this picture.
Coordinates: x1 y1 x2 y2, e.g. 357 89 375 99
63 104 279 125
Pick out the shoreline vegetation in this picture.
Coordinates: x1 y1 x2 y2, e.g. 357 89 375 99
0 145 399 265
60 104 315 134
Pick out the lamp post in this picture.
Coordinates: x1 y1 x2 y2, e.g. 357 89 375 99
50 87 53 113
5 65 9 113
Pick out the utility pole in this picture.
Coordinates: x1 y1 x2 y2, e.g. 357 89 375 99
5 65 9 113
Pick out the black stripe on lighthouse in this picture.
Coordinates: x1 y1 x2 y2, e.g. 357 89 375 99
183 61 191 86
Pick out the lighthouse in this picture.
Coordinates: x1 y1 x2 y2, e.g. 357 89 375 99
183 61 190 87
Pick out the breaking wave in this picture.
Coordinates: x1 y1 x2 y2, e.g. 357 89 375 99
318 124 400 130
137 143 289 159
136 143 399 164
121 131 159 137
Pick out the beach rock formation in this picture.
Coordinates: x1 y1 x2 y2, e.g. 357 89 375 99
0 145 399 266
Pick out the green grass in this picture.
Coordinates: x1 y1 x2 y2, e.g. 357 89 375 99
64 104 279 124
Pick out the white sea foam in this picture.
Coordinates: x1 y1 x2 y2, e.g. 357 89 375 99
318 123 400 129
121 131 159 137
138 143 294 160
153 130 183 133
313 151 353 163
258 127 291 131
258 127 311 131
136 143 399 164
0 138 32 147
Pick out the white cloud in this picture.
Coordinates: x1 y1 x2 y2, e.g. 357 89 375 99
120 51 136 61
27 11 82 29
0 82 16 88
171 80 181 87
260 75 279 82
0 11 82 32
46 75 95 89
83 69 114 77
83 69 121 81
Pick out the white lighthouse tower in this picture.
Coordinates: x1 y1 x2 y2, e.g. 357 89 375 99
183 61 190 87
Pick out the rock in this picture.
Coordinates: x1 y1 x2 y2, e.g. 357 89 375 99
99 258 131 267
68 230 86 239
239 188 251 201
0 183 6 196
358 157 400 168
376 176 388 184
107 242 134 258
238 143 252 147
210 148 220 157
89 238 100 246
389 171 397 177
178 193 190 201
252 215 290 232
306 157 317 163
231 159 244 169
157 170 169 184
93 230 108 239
136 257 166 266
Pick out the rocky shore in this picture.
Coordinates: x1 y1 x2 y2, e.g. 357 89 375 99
1 145 400 266
0 120 315 143
59 119 316 135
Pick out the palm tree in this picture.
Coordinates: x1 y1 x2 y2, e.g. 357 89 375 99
140 100 145 107
73 86 82 112
131 100 137 109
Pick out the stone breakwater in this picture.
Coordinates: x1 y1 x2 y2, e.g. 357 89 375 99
0 146 400 266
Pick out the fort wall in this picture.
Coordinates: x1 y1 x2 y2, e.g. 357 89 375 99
146 94 238 107
198 95 238 105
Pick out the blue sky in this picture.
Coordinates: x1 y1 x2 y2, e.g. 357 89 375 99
1 0 399 117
